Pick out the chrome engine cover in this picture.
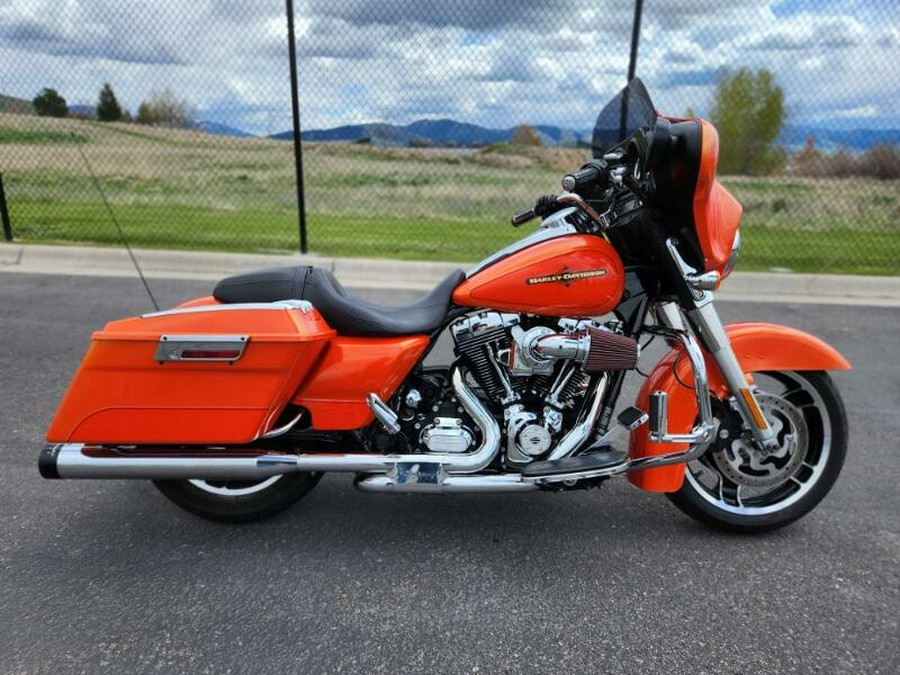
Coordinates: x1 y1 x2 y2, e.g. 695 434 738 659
516 424 553 457
421 417 475 454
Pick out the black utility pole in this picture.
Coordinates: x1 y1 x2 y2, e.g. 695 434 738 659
0 172 12 242
285 0 308 253
619 0 644 142
627 0 643 83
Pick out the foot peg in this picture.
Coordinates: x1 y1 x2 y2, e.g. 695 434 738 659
617 406 649 431
648 391 668 441
521 447 628 483
646 389 712 445
367 393 400 434
588 405 649 449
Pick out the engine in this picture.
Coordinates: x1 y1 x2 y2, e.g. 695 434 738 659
444 311 639 466
377 311 638 464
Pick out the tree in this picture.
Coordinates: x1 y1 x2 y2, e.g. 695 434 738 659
135 89 192 128
710 68 785 175
858 144 900 180
793 136 825 177
511 124 541 146
32 88 68 118
96 83 123 122
136 101 153 125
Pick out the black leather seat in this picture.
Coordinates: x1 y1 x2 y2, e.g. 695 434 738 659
213 266 465 337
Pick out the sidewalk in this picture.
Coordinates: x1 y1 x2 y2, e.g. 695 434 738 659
2 242 899 306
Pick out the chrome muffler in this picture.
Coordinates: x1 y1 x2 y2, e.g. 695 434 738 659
39 444 288 481
40 369 502 481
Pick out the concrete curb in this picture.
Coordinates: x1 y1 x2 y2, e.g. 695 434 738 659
2 242 899 306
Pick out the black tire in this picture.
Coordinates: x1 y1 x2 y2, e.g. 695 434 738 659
667 370 847 533
153 473 322 523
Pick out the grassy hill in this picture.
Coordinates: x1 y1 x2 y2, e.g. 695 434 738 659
1 112 897 274
0 94 35 116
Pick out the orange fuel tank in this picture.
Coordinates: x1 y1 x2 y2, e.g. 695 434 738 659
452 234 625 316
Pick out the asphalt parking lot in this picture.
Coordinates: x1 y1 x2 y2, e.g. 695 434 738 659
1 272 898 674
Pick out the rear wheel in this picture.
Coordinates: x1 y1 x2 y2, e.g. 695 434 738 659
667 370 847 533
153 473 322 523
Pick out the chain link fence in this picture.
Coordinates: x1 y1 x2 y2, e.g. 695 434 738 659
1 1 898 273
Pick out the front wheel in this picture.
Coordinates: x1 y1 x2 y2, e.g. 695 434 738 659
153 473 322 523
667 370 847 533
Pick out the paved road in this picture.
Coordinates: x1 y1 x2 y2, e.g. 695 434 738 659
1 273 898 674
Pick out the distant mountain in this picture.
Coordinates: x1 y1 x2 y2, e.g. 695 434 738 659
777 125 899 152
67 104 96 119
404 119 510 146
0 94 35 115
274 119 590 148
534 125 587 147
279 118 897 152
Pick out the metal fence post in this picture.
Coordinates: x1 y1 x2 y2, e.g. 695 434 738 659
0 172 12 242
619 0 644 142
627 0 643 83
285 0 308 254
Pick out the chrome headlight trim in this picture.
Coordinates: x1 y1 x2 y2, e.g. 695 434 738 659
723 230 741 278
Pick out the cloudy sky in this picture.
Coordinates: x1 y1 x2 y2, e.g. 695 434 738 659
1 0 897 134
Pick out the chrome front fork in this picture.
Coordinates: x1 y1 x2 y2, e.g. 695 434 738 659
655 298 779 453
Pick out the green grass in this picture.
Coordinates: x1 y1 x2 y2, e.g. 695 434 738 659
97 122 222 149
2 113 898 274
8 198 522 260
740 227 900 275
0 127 88 144
11 196 900 273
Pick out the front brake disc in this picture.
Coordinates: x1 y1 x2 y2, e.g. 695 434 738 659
710 392 809 489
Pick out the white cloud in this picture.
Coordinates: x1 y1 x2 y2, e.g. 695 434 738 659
0 0 897 134
832 105 879 119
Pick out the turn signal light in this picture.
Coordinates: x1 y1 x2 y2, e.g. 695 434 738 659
687 271 721 291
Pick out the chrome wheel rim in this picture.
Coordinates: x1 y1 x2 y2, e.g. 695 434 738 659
188 475 283 497
685 372 831 516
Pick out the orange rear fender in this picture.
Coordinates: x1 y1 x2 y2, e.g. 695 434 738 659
628 322 851 493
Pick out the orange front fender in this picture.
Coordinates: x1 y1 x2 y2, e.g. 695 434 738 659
628 322 851 493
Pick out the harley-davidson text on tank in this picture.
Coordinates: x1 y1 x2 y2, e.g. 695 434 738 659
526 266 608 287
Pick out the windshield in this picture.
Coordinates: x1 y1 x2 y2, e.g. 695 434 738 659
591 78 656 158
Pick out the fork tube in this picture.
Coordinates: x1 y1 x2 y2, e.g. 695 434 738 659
686 302 779 451
659 238 779 452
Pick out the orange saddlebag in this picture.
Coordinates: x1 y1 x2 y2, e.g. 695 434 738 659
46 302 335 445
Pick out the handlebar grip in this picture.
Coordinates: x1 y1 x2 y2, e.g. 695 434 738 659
561 160 607 193
511 209 536 227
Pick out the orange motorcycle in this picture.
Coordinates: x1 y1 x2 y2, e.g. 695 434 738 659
40 79 850 531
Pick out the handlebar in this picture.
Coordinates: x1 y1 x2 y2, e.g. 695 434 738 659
510 194 563 227
510 120 667 230
510 192 609 229
510 208 537 227
561 160 608 193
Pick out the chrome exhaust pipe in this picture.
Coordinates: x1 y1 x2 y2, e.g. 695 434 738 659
355 473 537 494
39 444 287 481
40 369 502 481
545 374 608 461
